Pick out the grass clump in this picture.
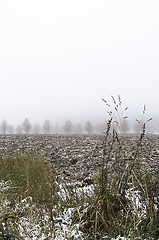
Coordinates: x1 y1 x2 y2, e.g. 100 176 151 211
0 154 58 239
0 153 57 204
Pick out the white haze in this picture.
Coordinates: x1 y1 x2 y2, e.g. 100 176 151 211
0 0 159 126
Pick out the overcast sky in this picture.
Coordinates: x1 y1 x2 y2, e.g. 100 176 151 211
0 0 159 125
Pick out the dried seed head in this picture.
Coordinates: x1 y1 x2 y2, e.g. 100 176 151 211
142 123 146 135
143 104 146 114
118 95 121 105
136 119 140 124
147 118 152 122
111 96 116 105
107 111 112 116
102 98 107 103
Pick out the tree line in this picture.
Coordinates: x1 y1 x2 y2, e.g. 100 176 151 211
0 118 158 135
0 119 104 135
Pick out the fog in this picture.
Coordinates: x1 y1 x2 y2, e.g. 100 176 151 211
0 1 159 128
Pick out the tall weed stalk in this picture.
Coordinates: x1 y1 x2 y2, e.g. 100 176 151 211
81 95 159 239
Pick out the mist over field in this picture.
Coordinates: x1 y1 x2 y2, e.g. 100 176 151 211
0 0 159 129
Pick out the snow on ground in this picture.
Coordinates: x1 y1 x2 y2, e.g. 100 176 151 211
0 180 157 239
0 181 90 239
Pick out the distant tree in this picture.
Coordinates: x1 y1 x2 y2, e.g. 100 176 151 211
1 119 8 134
43 119 52 134
63 120 73 134
133 120 143 134
85 121 93 134
121 119 129 134
146 119 154 134
95 124 100 134
32 123 41 134
16 125 23 134
110 120 118 133
8 125 15 134
22 118 32 134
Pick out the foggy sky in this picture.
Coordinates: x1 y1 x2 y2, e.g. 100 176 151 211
0 1 159 126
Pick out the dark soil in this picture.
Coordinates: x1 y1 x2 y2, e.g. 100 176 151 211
0 134 158 181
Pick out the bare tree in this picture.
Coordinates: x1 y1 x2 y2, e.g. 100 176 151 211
22 118 32 134
121 119 129 134
43 119 52 134
32 123 41 134
1 119 8 134
85 121 93 134
8 125 15 134
63 120 73 134
16 125 23 134
52 124 60 134
110 120 118 133
133 120 143 134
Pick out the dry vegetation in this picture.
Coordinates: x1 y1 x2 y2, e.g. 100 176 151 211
0 96 159 239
